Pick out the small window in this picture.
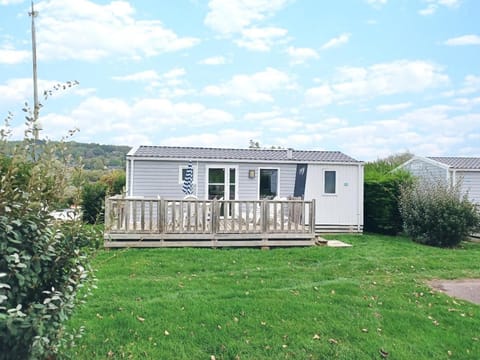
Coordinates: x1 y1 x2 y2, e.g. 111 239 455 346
179 167 195 184
324 170 336 194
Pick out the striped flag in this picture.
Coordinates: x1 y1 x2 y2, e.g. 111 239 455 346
182 161 194 195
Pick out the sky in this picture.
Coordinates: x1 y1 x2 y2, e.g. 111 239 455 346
0 0 479 161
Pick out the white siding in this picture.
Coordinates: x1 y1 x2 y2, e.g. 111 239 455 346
457 171 480 205
304 164 363 226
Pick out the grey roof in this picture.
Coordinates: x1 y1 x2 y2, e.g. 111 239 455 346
428 157 480 170
130 146 361 163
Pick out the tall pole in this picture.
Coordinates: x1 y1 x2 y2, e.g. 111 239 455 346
29 1 39 141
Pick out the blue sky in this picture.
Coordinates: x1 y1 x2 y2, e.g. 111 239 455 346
1 0 479 160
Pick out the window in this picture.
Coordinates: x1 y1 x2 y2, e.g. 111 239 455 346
259 169 278 199
208 168 225 199
324 170 336 194
179 166 195 184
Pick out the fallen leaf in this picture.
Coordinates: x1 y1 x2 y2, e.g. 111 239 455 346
261 321 266 326
328 338 338 344
107 350 114 357
313 334 321 340
137 316 145 323
282 344 288 348
447 350 452 356
210 356 216 360
234 317 239 322
96 313 103 319
164 330 170 336
361 328 368 333
379 348 389 358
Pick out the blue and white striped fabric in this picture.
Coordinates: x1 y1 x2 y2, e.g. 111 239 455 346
182 161 194 195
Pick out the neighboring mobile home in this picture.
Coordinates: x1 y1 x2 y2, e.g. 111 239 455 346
399 156 480 205
125 146 364 233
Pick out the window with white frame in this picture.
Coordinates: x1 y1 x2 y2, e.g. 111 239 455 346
324 170 336 194
178 166 196 184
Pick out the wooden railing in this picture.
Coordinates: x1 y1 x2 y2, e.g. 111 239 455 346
105 196 315 238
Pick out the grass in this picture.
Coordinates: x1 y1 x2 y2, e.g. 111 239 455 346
66 234 480 359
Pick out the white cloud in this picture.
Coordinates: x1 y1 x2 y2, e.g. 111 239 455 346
321 33 351 50
442 74 480 97
444 34 480 46
35 0 199 61
204 0 289 35
376 102 413 112
0 78 93 105
306 60 449 107
112 68 191 98
162 129 260 148
0 0 23 5
0 47 30 64
235 26 288 51
286 46 319 65
199 56 227 65
24 96 235 143
78 96 233 134
112 70 161 82
366 0 387 8
419 0 460 15
244 110 282 121
203 67 295 103
260 117 302 132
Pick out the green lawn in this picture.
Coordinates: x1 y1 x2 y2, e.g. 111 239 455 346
66 235 480 359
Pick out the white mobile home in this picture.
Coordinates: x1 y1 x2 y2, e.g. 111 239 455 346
125 146 364 233
400 156 480 205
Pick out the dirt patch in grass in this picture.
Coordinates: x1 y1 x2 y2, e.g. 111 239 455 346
428 279 480 305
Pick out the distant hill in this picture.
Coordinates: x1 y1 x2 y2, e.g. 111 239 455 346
4 140 131 170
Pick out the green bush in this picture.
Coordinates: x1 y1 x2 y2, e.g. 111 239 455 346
364 177 407 235
81 182 107 224
363 153 413 235
1 94 97 359
399 180 480 247
100 169 126 196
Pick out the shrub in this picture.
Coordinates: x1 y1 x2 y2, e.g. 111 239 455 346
100 169 126 196
1 92 97 359
364 176 408 235
81 182 107 224
399 180 480 247
364 153 413 235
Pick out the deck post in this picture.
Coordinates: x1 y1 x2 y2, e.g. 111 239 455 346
310 199 316 234
158 198 163 234
104 196 111 231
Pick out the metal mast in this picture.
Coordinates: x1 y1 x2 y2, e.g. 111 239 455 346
29 1 39 140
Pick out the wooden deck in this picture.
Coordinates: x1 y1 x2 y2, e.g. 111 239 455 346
104 197 316 248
